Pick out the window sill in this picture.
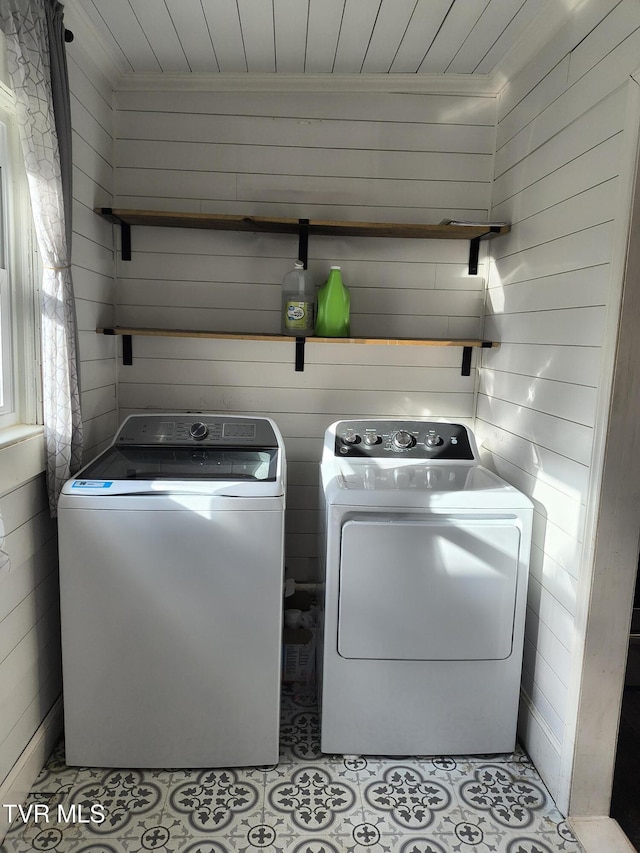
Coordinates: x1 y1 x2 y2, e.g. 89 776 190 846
0 423 43 450
0 425 45 496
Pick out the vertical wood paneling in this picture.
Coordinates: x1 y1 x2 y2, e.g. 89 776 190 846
333 0 381 73
237 0 276 73
273 0 308 73
129 0 190 73
201 0 246 73
418 0 489 73
72 0 555 78
165 0 217 74
478 0 640 806
113 87 494 579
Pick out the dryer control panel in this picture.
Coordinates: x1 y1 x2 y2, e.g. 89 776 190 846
332 420 476 460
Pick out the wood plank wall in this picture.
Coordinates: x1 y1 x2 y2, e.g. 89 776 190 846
477 0 640 804
113 89 496 579
69 44 118 460
0 472 58 791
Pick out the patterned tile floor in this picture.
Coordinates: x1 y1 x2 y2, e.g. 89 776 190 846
2 688 583 853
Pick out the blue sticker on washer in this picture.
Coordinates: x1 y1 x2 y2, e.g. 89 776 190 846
72 480 113 489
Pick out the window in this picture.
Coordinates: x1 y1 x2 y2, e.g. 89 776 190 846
0 118 14 421
0 81 39 433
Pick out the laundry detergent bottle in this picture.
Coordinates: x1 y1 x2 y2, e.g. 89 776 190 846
281 261 315 335
315 266 350 337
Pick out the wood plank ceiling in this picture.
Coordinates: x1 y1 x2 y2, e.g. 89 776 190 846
74 0 548 76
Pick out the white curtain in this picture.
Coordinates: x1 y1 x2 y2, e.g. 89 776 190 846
0 0 83 516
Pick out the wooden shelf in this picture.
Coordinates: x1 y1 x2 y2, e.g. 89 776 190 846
97 326 496 347
95 207 505 372
95 207 509 274
95 208 510 240
97 326 497 374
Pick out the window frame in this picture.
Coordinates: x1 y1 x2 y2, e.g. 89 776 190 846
0 78 40 434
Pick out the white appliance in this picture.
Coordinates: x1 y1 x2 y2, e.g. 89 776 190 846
58 413 286 768
318 419 533 756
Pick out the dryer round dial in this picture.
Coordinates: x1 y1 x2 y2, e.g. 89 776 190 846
425 434 443 447
189 421 209 441
341 431 360 445
363 433 381 446
392 430 416 450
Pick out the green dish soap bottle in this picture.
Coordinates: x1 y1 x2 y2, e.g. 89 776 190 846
315 266 350 337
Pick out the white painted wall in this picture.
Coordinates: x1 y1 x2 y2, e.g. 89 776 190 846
477 0 640 810
0 460 57 809
68 39 118 459
0 26 116 834
112 88 495 579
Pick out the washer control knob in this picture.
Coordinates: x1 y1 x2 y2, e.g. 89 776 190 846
190 421 209 441
363 433 381 446
425 434 443 447
392 430 416 450
342 431 360 445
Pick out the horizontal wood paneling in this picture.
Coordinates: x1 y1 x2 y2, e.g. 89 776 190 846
479 0 640 804
118 385 475 428
116 139 492 182
115 90 498 124
113 92 495 224
0 475 59 789
113 88 495 577
69 41 117 462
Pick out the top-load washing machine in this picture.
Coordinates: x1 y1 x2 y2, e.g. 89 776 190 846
318 419 533 756
58 413 285 768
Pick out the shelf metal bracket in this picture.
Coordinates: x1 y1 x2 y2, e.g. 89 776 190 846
468 226 502 275
298 218 309 267
122 334 133 365
468 238 481 276
461 346 472 376
102 327 133 365
292 218 311 371
461 340 493 375
99 208 131 261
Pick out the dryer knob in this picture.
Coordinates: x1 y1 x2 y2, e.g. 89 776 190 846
425 434 443 447
342 431 360 444
190 421 209 441
392 430 416 450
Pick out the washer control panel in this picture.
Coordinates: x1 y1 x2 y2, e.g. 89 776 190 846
334 420 475 460
115 414 279 447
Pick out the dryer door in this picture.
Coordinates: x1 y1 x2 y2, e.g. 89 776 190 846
338 518 521 661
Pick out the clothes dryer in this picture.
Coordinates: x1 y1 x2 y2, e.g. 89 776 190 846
59 413 285 768
318 419 533 756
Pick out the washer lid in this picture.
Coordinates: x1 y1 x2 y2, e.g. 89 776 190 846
63 445 283 496
62 412 286 497
80 444 278 481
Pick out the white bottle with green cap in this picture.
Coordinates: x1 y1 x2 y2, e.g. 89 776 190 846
281 261 315 335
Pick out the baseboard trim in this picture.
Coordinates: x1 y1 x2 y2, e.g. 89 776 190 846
0 697 63 843
570 817 636 852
